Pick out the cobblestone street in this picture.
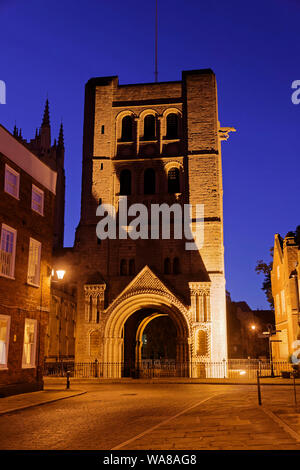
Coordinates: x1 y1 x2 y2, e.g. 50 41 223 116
1 383 300 450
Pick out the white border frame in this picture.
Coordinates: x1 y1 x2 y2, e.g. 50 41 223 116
0 223 17 279
31 184 44 216
27 237 41 287
4 164 20 199
0 314 11 369
22 318 37 369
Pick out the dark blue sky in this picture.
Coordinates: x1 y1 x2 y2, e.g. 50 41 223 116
1 0 299 309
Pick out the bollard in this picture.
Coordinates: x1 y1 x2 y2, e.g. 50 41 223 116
257 370 262 406
66 370 70 390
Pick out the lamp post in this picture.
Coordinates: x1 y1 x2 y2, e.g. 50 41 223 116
249 324 257 359
260 324 281 378
39 268 66 380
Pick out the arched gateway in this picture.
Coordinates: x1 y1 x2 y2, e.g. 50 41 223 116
102 267 191 378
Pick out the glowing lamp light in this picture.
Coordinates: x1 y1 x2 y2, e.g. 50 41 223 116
239 370 246 376
251 325 256 330
56 270 66 280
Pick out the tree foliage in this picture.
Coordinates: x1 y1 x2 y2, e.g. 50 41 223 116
255 247 274 310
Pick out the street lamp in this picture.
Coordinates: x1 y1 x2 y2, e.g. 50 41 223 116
51 269 66 281
250 324 256 331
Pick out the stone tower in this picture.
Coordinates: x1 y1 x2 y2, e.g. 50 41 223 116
59 69 234 378
14 99 66 249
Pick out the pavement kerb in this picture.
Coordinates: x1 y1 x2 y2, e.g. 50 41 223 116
0 390 87 416
43 377 300 386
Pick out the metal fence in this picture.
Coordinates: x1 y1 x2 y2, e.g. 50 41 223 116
43 359 296 379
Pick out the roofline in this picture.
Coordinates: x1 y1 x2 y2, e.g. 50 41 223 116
85 68 215 89
0 123 57 194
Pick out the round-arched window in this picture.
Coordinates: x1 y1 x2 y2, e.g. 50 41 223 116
121 115 133 141
144 115 156 140
168 167 180 193
166 113 178 139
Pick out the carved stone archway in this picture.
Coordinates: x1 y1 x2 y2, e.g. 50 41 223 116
102 266 191 378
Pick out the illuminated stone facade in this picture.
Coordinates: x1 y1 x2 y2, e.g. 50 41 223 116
271 233 300 361
57 69 234 377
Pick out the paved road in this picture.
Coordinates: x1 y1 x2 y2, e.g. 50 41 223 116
0 384 300 450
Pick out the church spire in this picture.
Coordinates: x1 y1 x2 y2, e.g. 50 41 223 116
42 98 50 127
13 123 18 138
58 122 64 149
40 98 51 150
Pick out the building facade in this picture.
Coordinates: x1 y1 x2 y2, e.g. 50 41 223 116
0 124 57 396
271 232 300 361
226 294 274 359
44 283 76 362
55 69 234 377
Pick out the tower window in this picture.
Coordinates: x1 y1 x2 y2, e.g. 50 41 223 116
144 115 156 140
168 167 180 193
121 116 133 141
120 259 127 276
144 168 156 195
120 169 131 196
101 125 105 134
173 257 180 274
164 258 171 274
166 113 178 139
197 330 208 356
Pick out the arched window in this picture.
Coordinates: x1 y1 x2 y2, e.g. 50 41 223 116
144 115 156 140
120 259 127 276
197 330 208 356
168 167 180 193
89 296 93 322
144 168 156 194
164 258 171 274
96 296 100 323
121 115 133 141
166 113 178 139
173 257 180 274
120 169 131 195
129 259 135 275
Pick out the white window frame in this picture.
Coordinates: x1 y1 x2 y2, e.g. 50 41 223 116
0 314 11 369
0 224 17 279
4 164 20 199
22 318 37 368
31 184 44 216
27 238 41 287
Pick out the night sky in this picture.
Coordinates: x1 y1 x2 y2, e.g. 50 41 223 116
1 0 299 309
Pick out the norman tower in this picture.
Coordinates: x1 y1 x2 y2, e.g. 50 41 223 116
60 69 234 377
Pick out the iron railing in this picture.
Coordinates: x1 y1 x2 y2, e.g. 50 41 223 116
43 359 296 379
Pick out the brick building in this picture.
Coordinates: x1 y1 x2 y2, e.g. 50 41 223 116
55 69 235 377
0 124 57 396
271 232 300 361
44 282 76 362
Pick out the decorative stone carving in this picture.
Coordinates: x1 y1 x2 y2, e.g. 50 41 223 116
84 284 106 323
188 282 211 323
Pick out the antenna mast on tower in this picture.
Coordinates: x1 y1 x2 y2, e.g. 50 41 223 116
155 0 158 82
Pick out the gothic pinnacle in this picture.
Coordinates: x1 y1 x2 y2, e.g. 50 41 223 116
42 98 50 127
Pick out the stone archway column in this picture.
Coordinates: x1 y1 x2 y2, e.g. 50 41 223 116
103 336 123 378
